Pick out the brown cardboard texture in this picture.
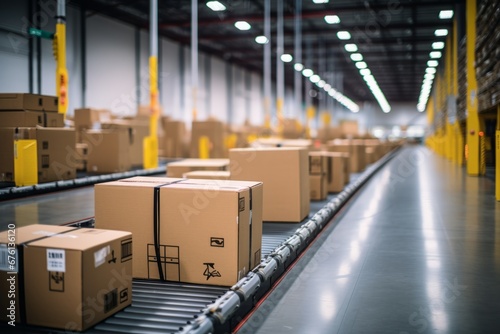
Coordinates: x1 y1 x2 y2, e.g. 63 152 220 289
24 228 132 331
317 152 349 193
0 224 76 324
83 129 131 173
183 170 231 180
0 93 58 112
229 147 310 222
102 120 149 166
94 177 183 279
75 143 88 171
162 119 187 158
340 120 359 137
190 120 226 158
327 139 364 173
0 111 45 127
74 108 112 142
310 174 327 200
309 153 328 175
166 158 229 178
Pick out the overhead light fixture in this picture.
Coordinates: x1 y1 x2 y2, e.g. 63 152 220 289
310 74 321 83
294 63 304 71
255 35 268 44
360 68 371 76
281 54 293 62
206 1 226 11
426 67 437 74
424 73 435 80
430 51 442 59
344 44 358 52
439 10 454 19
355 61 367 69
318 80 326 88
434 29 448 36
427 60 438 67
324 15 340 24
234 21 251 31
323 83 331 91
337 31 351 40
432 41 445 49
313 0 329 3
350 53 363 61
302 68 314 77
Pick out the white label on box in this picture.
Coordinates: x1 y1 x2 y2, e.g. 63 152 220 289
47 249 65 272
94 245 110 268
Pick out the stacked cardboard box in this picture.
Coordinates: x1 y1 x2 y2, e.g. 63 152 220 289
82 129 131 174
310 152 349 193
182 170 231 180
309 153 328 200
229 147 310 222
191 120 227 158
95 177 263 286
166 158 229 178
161 118 187 158
327 139 366 173
0 94 63 128
74 108 112 143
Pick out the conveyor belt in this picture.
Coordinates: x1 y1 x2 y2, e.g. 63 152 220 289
1 148 399 334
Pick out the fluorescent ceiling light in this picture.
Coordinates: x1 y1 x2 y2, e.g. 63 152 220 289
337 31 351 40
234 21 251 31
310 74 321 83
426 67 437 74
255 35 268 44
355 61 367 69
360 68 371 76
424 73 435 80
281 54 293 62
344 44 358 52
318 80 326 88
432 41 445 49
324 84 331 91
313 0 329 3
427 60 438 67
206 1 226 11
294 63 304 71
350 53 363 61
439 10 454 19
434 29 448 36
430 51 442 59
302 68 314 77
324 15 340 24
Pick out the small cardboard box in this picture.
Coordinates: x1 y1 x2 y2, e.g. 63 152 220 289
190 120 226 158
0 224 77 324
0 127 76 183
162 119 187 158
102 120 150 167
309 153 328 175
166 158 229 178
229 147 310 222
310 174 327 200
74 108 112 143
327 139 365 173
83 129 131 173
24 228 133 331
0 93 58 112
183 170 231 180
310 151 350 193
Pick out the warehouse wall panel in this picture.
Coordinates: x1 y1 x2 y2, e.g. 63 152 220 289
249 72 263 125
210 57 228 123
161 38 181 119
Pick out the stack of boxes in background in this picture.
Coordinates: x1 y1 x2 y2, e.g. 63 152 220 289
309 153 328 200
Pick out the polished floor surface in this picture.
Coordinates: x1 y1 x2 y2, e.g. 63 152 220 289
237 146 500 334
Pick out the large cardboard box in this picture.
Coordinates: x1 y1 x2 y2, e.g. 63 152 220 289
190 120 226 158
162 119 187 158
0 224 77 324
83 129 131 173
229 147 310 222
166 158 229 178
183 170 231 180
24 228 133 331
0 127 76 183
102 120 150 166
0 93 58 112
94 177 262 286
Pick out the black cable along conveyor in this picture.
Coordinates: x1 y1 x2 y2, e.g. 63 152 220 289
1 148 400 334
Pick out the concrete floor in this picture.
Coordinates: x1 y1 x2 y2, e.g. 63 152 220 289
237 146 500 334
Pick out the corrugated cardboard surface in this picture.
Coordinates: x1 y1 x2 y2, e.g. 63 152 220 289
340 120 359 137
309 154 328 175
102 120 150 166
166 158 229 178
0 110 63 128
229 147 310 222
190 120 226 158
24 228 132 331
0 127 76 183
183 170 231 180
310 151 349 193
310 174 327 200
83 129 131 173
327 139 365 173
0 225 77 323
162 119 187 158
0 93 58 112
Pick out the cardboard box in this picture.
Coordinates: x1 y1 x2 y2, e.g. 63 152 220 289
309 154 328 175
282 118 303 139
95 177 262 286
0 224 77 324
190 120 226 158
340 120 359 137
327 139 365 173
24 228 133 331
183 170 231 180
229 147 310 222
0 93 58 112
166 158 229 178
83 129 131 174
0 111 64 128
74 108 112 143
102 120 150 166
317 152 350 192
162 119 187 158
75 143 88 171
317 127 342 142
310 174 327 200
0 127 76 183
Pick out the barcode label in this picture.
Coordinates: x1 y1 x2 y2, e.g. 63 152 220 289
47 249 65 272
104 289 118 313
0 245 17 272
121 239 132 262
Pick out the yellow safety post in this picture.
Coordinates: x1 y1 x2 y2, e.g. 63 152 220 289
198 136 210 159
51 1 68 118
321 112 331 128
466 0 481 175
276 98 284 137
14 140 38 186
305 106 315 139
452 19 461 164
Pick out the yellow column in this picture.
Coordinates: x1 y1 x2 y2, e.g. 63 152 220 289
466 0 481 175
143 56 159 169
55 22 68 117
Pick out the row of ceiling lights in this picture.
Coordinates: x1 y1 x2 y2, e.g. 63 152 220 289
417 10 453 112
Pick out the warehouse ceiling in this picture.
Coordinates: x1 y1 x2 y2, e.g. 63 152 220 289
71 0 464 107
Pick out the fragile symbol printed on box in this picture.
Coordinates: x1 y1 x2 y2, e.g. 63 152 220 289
49 272 64 292
210 237 224 248
238 197 245 212
203 263 221 280
47 249 65 272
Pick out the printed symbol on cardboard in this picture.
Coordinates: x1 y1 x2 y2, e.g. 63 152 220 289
210 237 224 248
121 238 133 262
49 272 64 292
107 249 117 264
119 288 129 303
203 263 221 280
238 197 245 212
